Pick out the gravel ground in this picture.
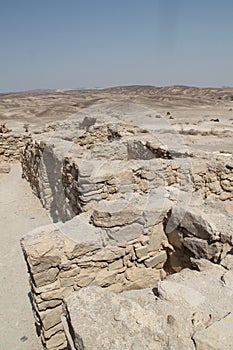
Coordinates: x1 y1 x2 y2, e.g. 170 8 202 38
0 162 50 350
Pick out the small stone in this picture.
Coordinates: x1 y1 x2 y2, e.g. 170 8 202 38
0 163 11 173
40 305 63 331
144 251 167 268
125 266 161 289
167 315 175 326
148 224 164 252
45 331 67 349
135 246 148 259
33 267 59 288
167 230 183 250
108 259 124 271
108 223 144 244
91 208 142 228
60 277 75 288
20 336 28 342
94 269 118 287
75 270 96 288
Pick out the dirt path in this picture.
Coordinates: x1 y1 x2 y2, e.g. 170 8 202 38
0 163 51 350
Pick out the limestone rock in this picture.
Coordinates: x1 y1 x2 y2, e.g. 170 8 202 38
183 236 218 260
148 223 165 252
21 227 63 274
91 207 142 228
142 191 172 227
33 267 59 288
94 269 119 287
221 253 233 270
193 313 233 350
108 258 124 270
44 332 66 349
57 212 103 243
91 247 125 262
125 266 161 289
63 257 233 350
144 251 167 268
64 286 164 350
74 269 96 288
107 222 144 244
166 206 214 238
135 245 148 259
40 305 64 331
158 280 206 308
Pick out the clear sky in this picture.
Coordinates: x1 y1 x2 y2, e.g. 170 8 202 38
1 0 233 92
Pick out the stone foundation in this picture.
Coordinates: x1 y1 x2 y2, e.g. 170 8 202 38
21 123 233 225
21 196 233 349
0 132 30 161
21 212 168 350
20 118 233 349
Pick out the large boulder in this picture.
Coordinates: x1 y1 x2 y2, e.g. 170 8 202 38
63 260 233 350
64 286 164 350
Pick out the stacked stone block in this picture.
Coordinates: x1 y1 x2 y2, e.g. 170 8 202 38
0 133 30 161
21 209 168 349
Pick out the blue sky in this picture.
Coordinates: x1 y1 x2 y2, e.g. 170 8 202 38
0 0 233 92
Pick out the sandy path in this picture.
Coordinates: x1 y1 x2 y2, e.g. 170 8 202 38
0 163 51 350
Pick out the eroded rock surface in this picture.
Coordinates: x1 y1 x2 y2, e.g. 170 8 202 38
64 260 233 350
193 313 233 350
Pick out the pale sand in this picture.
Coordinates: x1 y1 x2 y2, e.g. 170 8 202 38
0 163 51 350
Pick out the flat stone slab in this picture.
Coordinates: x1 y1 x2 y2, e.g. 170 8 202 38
64 286 164 350
64 260 233 350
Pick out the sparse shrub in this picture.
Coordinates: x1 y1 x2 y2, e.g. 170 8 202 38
179 128 198 136
23 123 30 132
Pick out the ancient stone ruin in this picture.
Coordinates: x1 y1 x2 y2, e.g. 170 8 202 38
19 111 233 350
0 122 30 162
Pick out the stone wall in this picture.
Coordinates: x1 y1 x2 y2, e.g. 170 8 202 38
192 156 233 201
20 123 183 222
20 120 233 350
21 210 169 350
20 125 233 225
0 132 31 161
21 197 233 350
21 139 78 222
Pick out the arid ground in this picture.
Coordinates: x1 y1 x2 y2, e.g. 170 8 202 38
1 85 233 153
